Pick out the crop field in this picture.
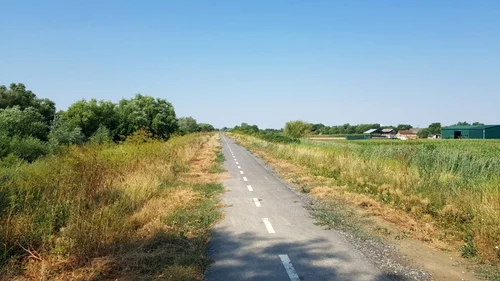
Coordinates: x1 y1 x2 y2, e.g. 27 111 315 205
233 134 500 264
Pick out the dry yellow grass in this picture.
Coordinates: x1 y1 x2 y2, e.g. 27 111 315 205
0 133 227 281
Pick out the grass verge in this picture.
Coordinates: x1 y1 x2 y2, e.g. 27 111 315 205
229 133 500 279
0 132 226 281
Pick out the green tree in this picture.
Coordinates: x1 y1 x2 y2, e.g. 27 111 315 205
233 123 259 135
396 124 413 131
116 94 178 139
428 122 442 135
310 123 325 135
178 117 199 134
0 133 10 158
9 137 50 162
0 83 55 124
48 115 85 146
284 120 312 138
198 123 215 132
63 99 118 139
455 121 470 126
472 122 484 125
417 128 431 139
89 125 112 144
0 106 50 141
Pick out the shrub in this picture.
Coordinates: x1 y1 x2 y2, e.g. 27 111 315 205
9 137 50 162
48 116 85 146
89 125 112 144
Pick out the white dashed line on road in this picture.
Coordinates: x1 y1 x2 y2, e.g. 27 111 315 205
237 166 241 169
262 218 275 234
243 177 248 182
253 198 261 207
247 185 253 191
240 170 244 174
279 255 300 281
235 162 239 164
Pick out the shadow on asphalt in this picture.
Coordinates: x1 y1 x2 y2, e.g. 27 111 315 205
205 226 406 281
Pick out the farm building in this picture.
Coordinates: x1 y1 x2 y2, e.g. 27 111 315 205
363 129 380 134
396 128 421 140
380 128 396 138
441 125 500 139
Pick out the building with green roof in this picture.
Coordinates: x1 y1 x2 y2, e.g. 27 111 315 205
441 125 500 139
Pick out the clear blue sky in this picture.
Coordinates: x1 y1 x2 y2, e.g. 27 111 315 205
1 0 499 129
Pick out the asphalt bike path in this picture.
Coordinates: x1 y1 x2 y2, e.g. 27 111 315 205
205 134 393 281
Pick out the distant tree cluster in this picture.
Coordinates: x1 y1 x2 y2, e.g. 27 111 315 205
230 119 488 141
178 117 215 134
232 123 260 135
0 83 215 161
230 123 298 144
417 122 442 138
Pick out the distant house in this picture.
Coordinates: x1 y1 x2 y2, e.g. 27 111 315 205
380 128 396 138
396 128 421 140
363 129 380 134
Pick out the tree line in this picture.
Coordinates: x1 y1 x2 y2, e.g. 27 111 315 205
227 120 486 139
0 83 214 161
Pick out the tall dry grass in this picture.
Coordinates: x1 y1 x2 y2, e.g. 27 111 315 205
0 132 225 280
231 134 500 264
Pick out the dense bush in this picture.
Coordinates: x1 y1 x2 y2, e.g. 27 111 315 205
89 125 112 144
8 137 51 162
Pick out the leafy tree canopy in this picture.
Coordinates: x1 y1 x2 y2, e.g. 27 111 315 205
428 122 442 135
284 120 312 138
48 115 85 146
116 94 178 139
178 117 199 134
0 83 55 124
417 128 431 139
233 123 259 135
396 124 413 131
0 106 50 141
197 123 215 132
63 99 118 139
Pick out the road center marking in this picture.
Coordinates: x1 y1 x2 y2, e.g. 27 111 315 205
262 218 275 233
247 185 253 191
279 255 300 281
240 170 244 174
235 162 239 164
253 198 261 207
237 166 241 169
243 177 248 182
